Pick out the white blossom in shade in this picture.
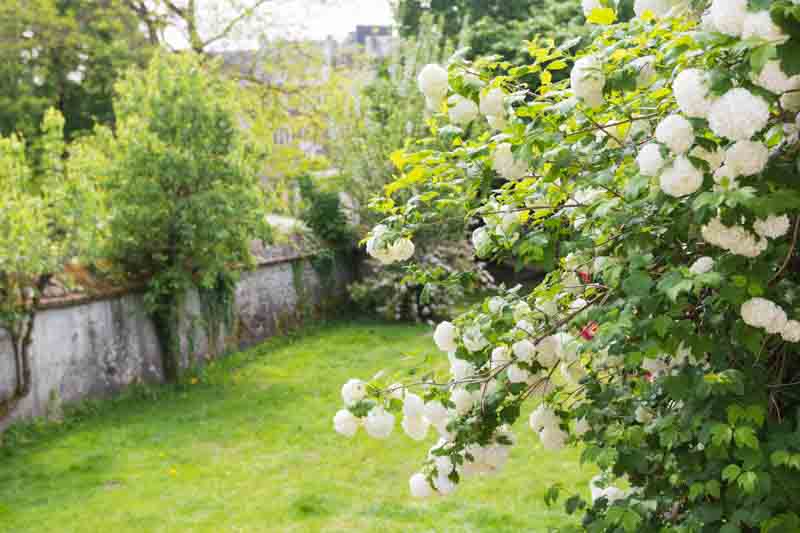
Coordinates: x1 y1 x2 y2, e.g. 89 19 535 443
402 415 430 441
491 345 512 369
655 115 694 154
534 297 559 317
403 393 425 418
642 357 669 377
486 114 508 130
463 72 484 87
451 387 477 415
418 64 449 103
673 69 712 118
597 486 628 503
448 95 479 125
570 298 588 312
742 11 788 42
364 406 395 439
530 404 559 432
388 383 405 400
433 472 457 495
712 165 739 192
582 0 601 16
409 472 434 498
539 426 569 451
741 298 788 335
341 379 367 405
513 301 531 321
488 296 506 314
512 339 536 363
462 326 489 353
702 217 767 258
708 88 770 141
561 361 587 386
634 0 671 18
472 226 491 255
450 357 477 380
574 418 591 437
434 321 458 352
637 143 665 176
755 61 800 95
659 156 704 197
507 364 531 384
333 409 360 437
725 141 769 176
493 143 528 180
782 320 800 343
388 238 415 263
631 55 657 87
689 256 714 275
754 215 791 239
423 400 449 427
708 0 748 36
536 335 562 367
480 87 506 117
571 55 606 108
781 91 800 113
635 405 655 424
516 319 535 335
691 146 724 171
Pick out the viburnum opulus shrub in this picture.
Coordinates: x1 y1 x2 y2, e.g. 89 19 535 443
334 1 800 531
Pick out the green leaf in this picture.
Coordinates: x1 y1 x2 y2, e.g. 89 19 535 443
737 471 758 493
734 427 759 450
777 39 800 76
623 270 654 298
771 450 790 467
710 423 733 448
722 464 741 483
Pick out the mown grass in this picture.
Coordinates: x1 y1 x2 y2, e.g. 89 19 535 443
0 320 594 532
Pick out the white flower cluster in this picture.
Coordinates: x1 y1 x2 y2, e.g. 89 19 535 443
701 216 767 258
590 476 628 504
529 404 568 451
633 0 671 19
741 298 800 342
705 0 786 41
480 87 507 130
672 69 712 118
582 0 601 16
753 214 791 239
755 61 800 112
708 88 770 141
448 94 479 125
659 156 703 198
689 256 714 275
655 114 694 154
493 143 528 180
366 225 415 264
334 380 398 439
418 64 449 111
571 55 605 108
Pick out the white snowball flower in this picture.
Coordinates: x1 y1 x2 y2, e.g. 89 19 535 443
708 0 748 36
673 69 712 118
333 409 360 437
635 405 655 424
488 296 506 314
516 319 535 335
691 146 725 171
659 156 704 197
507 364 531 384
341 379 367 405
742 11 788 42
402 415 430 441
689 256 714 275
712 164 739 191
598 486 628 503
536 335 562 367
631 55 657 87
433 472 457 495
513 301 531 321
388 238 415 263
702 217 767 258
656 114 695 154
582 0 601 16
782 320 800 343
637 143 665 176
753 214 791 239
512 339 536 363
451 387 477 415
480 87 506 117
755 61 800 95
741 298 788 335
781 91 800 113
450 357 477 380
462 325 489 353
491 346 512 369
409 472 434 498
574 418 591 437
634 0 671 19
493 143 528 180
571 55 606 108
364 406 395 439
434 322 458 352
424 400 449 428
472 226 491 255
486 114 508 130
725 141 769 176
534 297 559 317
529 404 559 432
448 95 479 125
539 426 569 451
403 393 425 418
708 88 770 141
418 64 449 105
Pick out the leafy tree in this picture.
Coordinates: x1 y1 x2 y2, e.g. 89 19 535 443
0 0 151 141
335 1 800 530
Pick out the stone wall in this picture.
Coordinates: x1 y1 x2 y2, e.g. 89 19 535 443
0 250 352 428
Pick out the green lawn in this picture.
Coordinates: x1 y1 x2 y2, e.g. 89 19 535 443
0 321 594 532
